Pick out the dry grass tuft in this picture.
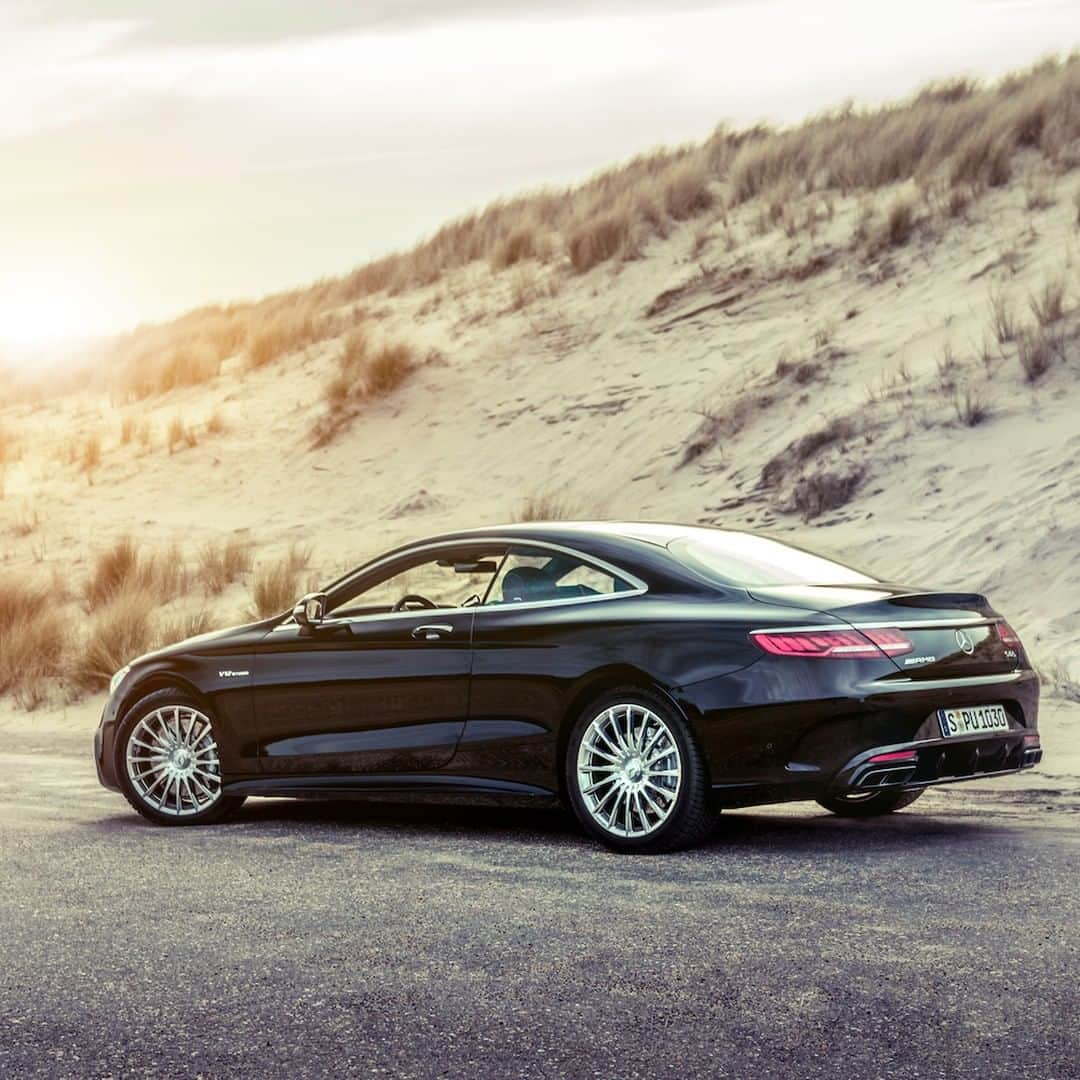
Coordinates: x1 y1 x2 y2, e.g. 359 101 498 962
245 304 336 371
660 158 714 220
366 344 416 398
206 409 228 436
948 130 1012 190
989 286 1018 344
515 491 583 522
953 385 993 427
79 432 102 475
250 544 312 618
313 331 417 447
0 578 65 707
12 502 41 538
156 345 222 393
167 416 199 453
1024 173 1057 210
70 588 156 691
157 609 215 647
880 196 916 248
106 303 249 401
567 212 634 274
1028 274 1067 326
0 426 19 467
762 416 858 488
84 537 188 609
197 534 254 595
491 224 543 270
1016 326 1062 382
792 466 866 519
136 418 153 450
680 391 775 466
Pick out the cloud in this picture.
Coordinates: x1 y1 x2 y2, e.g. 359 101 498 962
38 1 743 45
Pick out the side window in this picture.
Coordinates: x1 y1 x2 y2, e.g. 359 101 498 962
329 553 501 618
487 547 633 606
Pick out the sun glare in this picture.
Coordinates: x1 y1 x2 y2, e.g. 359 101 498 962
0 273 98 349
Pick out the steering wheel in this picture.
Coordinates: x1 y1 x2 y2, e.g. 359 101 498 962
392 593 438 612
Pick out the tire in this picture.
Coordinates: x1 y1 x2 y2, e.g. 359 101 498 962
564 687 717 853
816 787 925 818
116 688 246 827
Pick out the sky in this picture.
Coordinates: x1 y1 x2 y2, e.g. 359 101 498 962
0 0 1077 350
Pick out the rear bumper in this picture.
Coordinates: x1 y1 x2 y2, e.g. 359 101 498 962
691 663 1040 807
833 730 1041 793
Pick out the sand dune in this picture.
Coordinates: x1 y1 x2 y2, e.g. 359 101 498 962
0 63 1077 784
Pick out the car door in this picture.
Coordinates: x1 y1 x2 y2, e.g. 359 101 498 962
250 546 501 777
455 545 648 789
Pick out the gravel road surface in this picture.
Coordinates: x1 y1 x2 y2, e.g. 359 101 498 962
1 744 1077 1079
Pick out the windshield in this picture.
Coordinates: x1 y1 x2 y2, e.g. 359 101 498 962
667 531 876 587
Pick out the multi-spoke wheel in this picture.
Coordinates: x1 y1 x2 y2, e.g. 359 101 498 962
816 788 924 818
117 690 245 826
566 688 716 853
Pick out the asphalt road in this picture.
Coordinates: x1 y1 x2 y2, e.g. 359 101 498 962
1 747 1077 1080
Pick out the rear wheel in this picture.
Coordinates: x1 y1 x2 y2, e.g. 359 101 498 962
116 689 246 826
565 688 717 853
817 788 925 818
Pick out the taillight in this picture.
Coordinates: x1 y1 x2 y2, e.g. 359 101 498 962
868 749 918 763
997 621 1022 648
749 627 913 659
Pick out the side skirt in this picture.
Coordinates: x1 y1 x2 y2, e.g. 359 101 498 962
223 773 557 800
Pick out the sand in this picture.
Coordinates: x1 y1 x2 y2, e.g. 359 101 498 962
0 155 1076 793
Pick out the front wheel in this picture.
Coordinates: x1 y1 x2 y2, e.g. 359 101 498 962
816 788 925 818
117 689 246 826
565 688 717 853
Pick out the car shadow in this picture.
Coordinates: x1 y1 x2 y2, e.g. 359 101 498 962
93 794 1012 856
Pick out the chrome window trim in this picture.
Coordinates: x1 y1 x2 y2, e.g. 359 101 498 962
272 537 648 631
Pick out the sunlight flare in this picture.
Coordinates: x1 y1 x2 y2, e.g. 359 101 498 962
0 272 97 348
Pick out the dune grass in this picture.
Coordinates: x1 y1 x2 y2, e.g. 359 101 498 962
84 537 188 609
515 491 584 522
249 544 313 618
0 578 65 708
197 535 254 595
24 52 1073 413
313 329 418 447
69 588 157 692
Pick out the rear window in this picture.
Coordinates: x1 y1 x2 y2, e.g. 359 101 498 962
668 532 876 587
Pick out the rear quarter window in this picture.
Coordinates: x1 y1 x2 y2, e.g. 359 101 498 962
668 533 875 587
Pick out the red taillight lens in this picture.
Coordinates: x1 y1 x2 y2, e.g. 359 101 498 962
861 628 916 656
868 750 918 764
750 627 913 659
997 621 1022 647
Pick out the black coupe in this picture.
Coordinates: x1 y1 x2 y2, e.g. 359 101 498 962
95 523 1042 852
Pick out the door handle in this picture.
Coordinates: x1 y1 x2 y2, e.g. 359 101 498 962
411 624 454 641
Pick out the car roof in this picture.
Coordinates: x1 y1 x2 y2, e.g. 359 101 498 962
418 521 714 547
385 522 737 580
323 522 753 597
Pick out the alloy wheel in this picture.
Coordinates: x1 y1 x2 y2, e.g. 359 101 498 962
125 705 223 817
576 703 682 838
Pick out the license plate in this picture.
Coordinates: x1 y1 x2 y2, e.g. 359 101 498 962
937 705 1010 738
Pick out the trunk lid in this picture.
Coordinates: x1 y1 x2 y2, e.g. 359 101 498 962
747 583 1023 678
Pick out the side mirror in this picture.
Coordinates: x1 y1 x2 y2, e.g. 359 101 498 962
293 592 327 628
